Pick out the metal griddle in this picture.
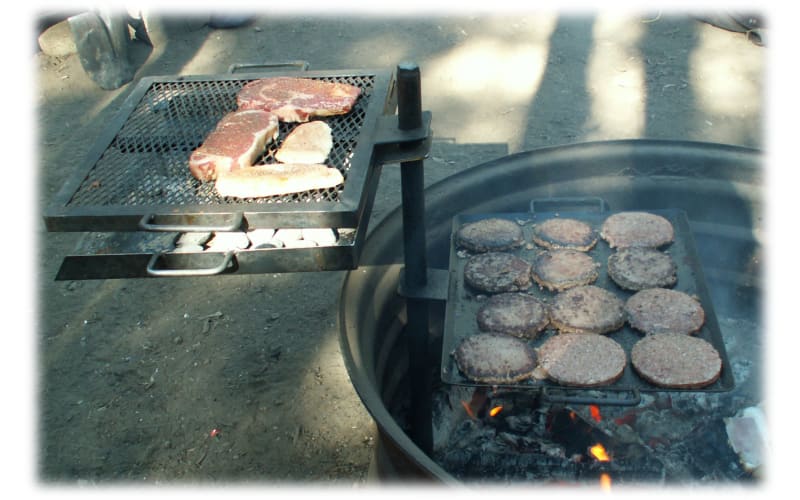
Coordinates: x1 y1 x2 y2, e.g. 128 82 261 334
44 65 431 278
440 200 734 404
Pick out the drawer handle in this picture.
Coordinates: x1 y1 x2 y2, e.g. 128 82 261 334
541 386 641 406
138 212 244 232
146 250 235 277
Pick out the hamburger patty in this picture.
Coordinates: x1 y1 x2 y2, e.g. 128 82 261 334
531 218 597 251
625 288 705 335
631 333 722 388
476 293 549 339
453 333 537 384
536 333 627 387
600 211 675 248
549 285 626 334
463 252 532 293
607 247 677 291
455 218 525 253
531 249 600 292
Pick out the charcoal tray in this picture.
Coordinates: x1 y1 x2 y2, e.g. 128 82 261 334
440 207 734 401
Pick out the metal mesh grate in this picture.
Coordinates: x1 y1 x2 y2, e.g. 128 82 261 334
66 75 376 207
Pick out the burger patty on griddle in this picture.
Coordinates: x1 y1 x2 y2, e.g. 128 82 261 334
625 288 705 335
463 252 532 293
608 247 677 291
600 211 674 249
476 292 549 339
453 333 537 384
456 218 525 253
531 249 600 292
549 285 626 334
536 333 627 387
631 333 722 388
532 217 597 251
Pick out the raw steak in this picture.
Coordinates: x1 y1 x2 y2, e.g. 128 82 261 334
237 77 361 122
188 110 279 181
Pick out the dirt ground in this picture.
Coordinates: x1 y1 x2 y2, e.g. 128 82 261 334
30 9 764 488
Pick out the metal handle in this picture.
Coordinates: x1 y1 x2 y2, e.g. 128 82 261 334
227 61 310 74
529 197 609 214
138 212 244 232
146 250 235 277
541 387 641 406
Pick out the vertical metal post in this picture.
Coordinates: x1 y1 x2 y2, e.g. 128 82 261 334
396 62 432 455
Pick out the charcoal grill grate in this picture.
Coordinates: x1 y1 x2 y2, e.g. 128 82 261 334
66 75 376 208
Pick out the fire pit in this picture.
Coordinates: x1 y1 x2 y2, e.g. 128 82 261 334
339 139 763 485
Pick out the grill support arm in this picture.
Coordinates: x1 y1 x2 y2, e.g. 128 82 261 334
397 62 433 456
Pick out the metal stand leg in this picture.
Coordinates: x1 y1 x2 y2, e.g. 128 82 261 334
396 62 433 455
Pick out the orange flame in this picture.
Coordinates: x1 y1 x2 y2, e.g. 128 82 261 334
599 472 612 491
589 443 611 462
489 405 503 417
589 405 602 422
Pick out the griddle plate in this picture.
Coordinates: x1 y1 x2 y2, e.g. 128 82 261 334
441 209 734 395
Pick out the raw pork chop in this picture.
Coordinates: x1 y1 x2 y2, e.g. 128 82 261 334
237 77 361 122
214 163 344 198
189 110 279 181
274 121 333 164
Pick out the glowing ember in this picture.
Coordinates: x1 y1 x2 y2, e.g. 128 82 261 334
460 400 476 420
599 472 612 491
489 405 503 417
590 443 611 462
590 405 602 422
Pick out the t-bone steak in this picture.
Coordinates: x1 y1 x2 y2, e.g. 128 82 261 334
188 110 279 181
236 77 361 122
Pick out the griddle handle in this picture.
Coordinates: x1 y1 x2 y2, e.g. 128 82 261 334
138 212 244 232
227 61 310 74
146 250 235 277
541 387 642 406
529 197 609 214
